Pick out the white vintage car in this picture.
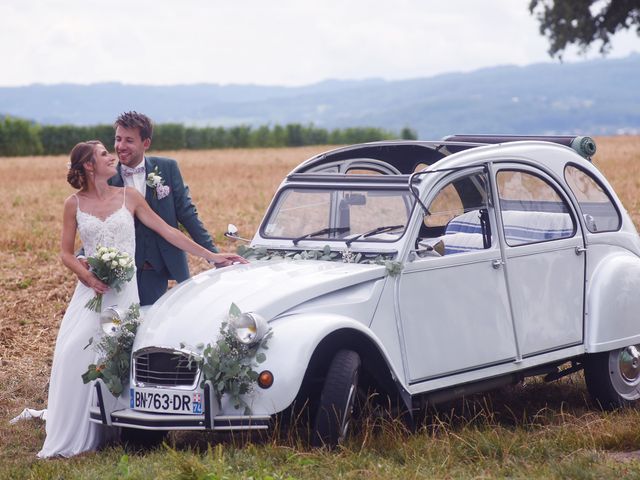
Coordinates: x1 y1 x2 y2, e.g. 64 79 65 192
90 135 640 447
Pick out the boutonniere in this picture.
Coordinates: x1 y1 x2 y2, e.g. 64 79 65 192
146 166 170 199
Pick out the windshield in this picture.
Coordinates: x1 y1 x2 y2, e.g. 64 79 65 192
262 186 415 244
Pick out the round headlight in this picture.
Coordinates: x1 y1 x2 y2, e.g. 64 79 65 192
230 312 268 345
99 305 124 334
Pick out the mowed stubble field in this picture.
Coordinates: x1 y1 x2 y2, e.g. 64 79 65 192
2 138 640 478
0 146 329 452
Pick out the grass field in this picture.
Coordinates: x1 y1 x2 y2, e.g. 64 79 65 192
2 139 640 479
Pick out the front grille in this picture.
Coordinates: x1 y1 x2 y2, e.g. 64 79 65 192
133 350 199 387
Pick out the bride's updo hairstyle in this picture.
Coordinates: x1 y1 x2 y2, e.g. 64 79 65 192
67 141 101 190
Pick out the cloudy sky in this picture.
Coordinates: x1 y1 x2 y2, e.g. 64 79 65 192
1 0 638 87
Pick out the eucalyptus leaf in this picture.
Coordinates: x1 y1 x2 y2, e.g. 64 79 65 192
229 302 242 318
110 378 123 396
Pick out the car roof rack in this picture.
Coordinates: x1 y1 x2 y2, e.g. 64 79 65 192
292 135 597 176
443 134 596 160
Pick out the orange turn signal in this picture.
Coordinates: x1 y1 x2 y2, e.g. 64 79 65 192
258 370 274 389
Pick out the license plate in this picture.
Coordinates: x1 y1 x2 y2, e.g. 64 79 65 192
130 387 204 414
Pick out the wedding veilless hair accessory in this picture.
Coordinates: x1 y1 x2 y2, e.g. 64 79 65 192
67 140 101 190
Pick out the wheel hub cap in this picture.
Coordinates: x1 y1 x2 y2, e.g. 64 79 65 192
619 345 640 383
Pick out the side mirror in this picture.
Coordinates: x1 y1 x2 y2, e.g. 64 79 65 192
224 223 251 243
411 239 445 260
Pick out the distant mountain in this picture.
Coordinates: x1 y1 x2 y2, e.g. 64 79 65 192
1 54 639 138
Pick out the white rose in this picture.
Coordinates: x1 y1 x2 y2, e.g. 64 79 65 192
111 261 118 268
119 258 128 267
101 254 111 262
153 176 162 186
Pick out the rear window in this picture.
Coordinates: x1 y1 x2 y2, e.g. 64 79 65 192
564 165 621 233
497 170 575 247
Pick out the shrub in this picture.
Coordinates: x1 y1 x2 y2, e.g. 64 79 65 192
0 116 43 156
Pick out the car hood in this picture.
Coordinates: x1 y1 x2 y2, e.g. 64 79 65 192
134 259 386 351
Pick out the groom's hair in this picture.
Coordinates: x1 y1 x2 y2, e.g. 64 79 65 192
114 111 154 141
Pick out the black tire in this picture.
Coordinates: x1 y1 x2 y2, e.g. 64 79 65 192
584 345 640 410
120 427 168 450
312 349 361 448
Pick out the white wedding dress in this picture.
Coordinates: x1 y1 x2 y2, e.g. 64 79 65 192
37 190 139 458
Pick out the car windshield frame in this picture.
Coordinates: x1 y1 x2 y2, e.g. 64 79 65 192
260 179 417 246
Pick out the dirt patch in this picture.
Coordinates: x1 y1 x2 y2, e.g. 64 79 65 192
608 450 640 463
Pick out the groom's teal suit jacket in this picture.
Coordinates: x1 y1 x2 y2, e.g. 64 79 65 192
110 156 217 283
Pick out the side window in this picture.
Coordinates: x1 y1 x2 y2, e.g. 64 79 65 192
564 165 621 233
497 170 575 247
419 172 492 255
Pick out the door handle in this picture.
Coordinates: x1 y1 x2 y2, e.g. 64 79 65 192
575 246 587 255
492 259 504 269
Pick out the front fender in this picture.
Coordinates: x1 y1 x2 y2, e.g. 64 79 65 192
243 313 400 415
586 251 640 352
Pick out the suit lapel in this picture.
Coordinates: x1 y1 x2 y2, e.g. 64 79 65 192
144 157 156 205
111 164 124 187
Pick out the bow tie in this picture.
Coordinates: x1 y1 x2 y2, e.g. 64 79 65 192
121 165 145 177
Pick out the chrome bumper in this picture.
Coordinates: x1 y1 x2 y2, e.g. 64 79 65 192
90 379 271 431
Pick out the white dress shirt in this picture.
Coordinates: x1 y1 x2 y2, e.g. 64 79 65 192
121 162 147 196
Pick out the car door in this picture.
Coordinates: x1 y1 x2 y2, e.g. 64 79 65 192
398 169 518 383
494 166 585 357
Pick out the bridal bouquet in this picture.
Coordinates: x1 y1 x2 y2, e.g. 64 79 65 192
85 245 135 312
82 303 141 396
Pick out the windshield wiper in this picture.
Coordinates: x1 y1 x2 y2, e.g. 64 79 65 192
344 224 404 247
292 226 350 246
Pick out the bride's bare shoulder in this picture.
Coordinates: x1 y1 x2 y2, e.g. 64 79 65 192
123 186 143 196
62 194 80 218
63 193 79 208
123 186 144 203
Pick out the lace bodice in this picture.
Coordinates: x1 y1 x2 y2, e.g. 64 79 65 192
75 193 135 258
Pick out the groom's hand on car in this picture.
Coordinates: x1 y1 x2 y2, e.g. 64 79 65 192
208 253 249 269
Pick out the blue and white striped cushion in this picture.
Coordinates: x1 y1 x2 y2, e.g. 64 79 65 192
501 210 574 244
442 232 485 255
442 210 485 254
444 211 483 235
441 209 575 254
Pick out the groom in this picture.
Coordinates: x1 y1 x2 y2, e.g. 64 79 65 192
110 111 221 305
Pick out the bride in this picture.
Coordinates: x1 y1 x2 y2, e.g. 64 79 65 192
37 140 246 458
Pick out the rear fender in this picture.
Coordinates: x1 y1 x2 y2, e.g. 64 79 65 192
586 252 640 352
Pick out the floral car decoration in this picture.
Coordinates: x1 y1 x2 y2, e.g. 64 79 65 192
182 303 272 415
89 134 640 448
82 303 141 396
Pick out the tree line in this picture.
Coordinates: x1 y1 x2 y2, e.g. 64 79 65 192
0 116 417 156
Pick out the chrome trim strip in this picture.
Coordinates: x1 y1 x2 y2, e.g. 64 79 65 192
89 407 271 432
